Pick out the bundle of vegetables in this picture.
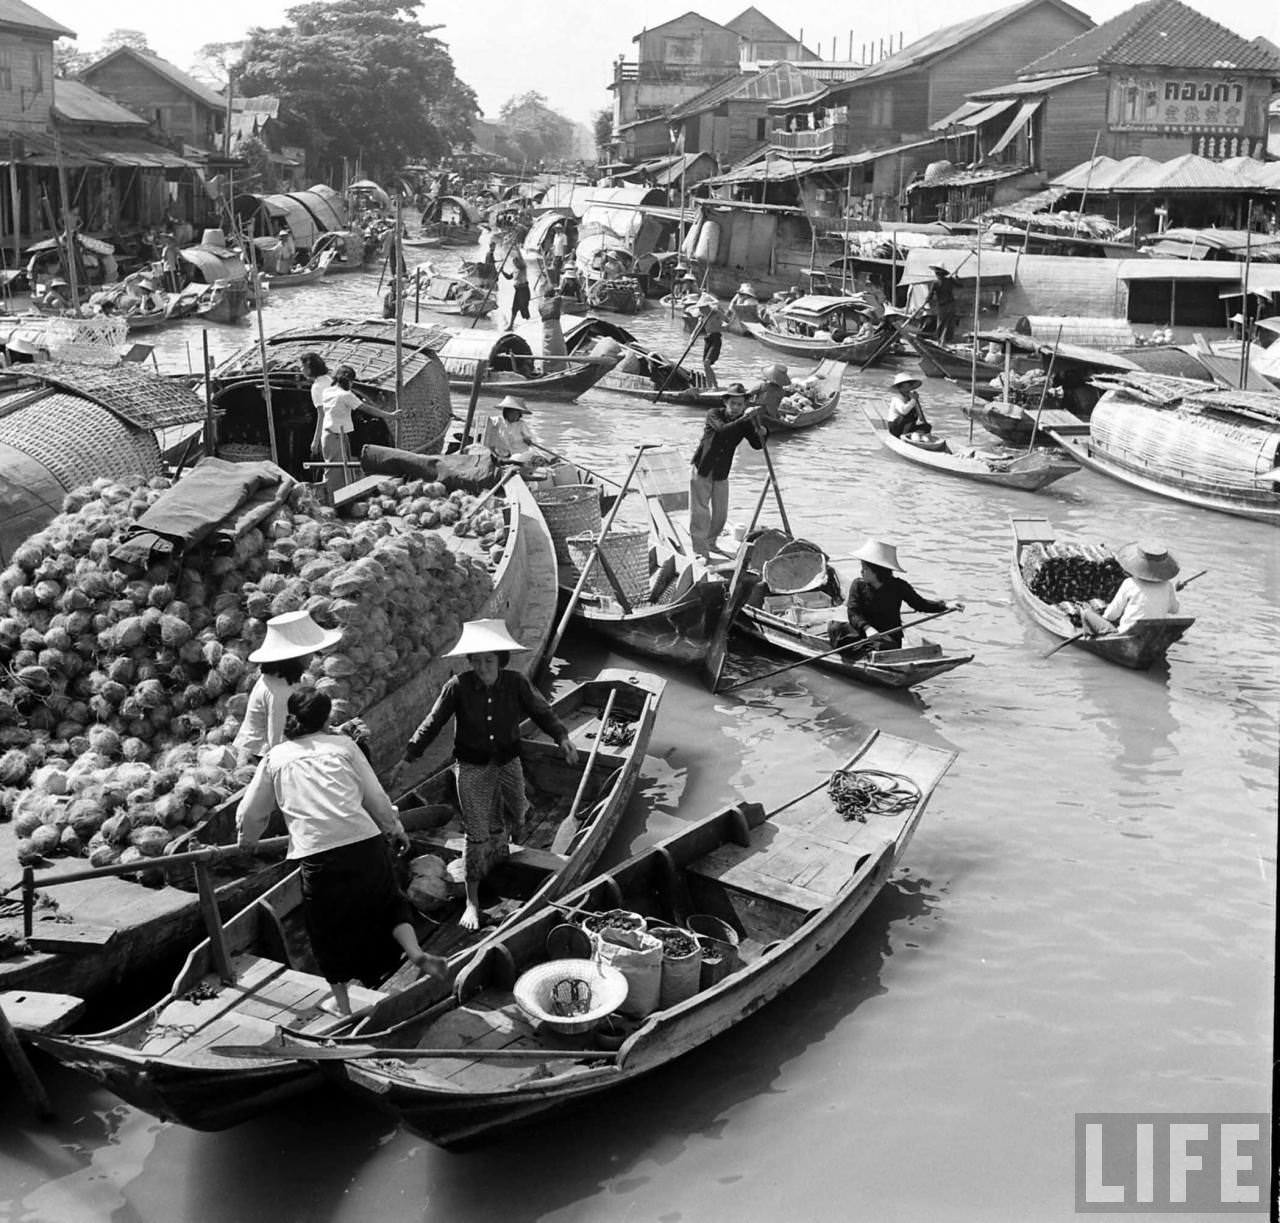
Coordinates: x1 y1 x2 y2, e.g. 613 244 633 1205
1 472 497 871
1025 545 1125 607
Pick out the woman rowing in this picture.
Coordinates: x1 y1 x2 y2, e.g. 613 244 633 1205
886 372 933 441
829 539 963 653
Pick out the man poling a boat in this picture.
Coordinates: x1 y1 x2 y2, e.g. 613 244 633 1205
828 539 964 653
394 620 580 932
236 688 446 1016
926 265 958 343
689 381 766 561
886 372 933 441
695 293 725 388
235 611 342 763
1079 543 1181 637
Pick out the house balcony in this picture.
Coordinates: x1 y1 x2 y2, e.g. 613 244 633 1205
769 123 849 158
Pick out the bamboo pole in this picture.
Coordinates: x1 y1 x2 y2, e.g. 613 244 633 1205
51 124 81 314
235 213 281 466
202 330 217 457
968 229 982 442
394 194 404 449
1238 199 1253 391
1026 324 1064 454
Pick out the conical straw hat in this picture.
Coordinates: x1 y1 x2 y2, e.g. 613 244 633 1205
1116 541 1179 581
248 610 343 662
852 539 904 572
444 618 529 657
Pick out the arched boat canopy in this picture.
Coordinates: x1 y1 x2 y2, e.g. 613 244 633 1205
424 195 482 226
178 245 247 284
437 330 533 364
231 186 350 249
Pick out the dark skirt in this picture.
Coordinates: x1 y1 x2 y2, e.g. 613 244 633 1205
299 834 414 987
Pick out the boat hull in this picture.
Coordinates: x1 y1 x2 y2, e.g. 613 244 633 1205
562 585 723 665
740 319 888 364
1008 516 1195 668
1052 432 1280 523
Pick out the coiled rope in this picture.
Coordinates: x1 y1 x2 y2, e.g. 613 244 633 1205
828 769 920 823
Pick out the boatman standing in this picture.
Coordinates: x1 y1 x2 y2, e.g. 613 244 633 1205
689 381 765 560
926 265 958 343
695 292 725 388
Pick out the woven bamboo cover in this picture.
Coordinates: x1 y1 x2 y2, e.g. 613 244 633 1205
1093 394 1278 489
44 316 128 366
535 485 602 570
568 529 650 605
0 391 160 496
0 362 206 429
763 542 827 595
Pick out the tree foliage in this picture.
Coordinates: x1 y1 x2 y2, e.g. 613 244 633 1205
593 107 614 152
495 92 576 168
235 0 478 178
102 29 153 53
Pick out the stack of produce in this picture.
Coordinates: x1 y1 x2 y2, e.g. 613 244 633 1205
1024 544 1125 608
1 473 501 871
776 375 824 418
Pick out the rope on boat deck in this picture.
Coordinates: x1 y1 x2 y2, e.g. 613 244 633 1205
828 769 920 823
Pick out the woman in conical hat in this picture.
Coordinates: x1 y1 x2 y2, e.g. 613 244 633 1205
828 539 964 653
886 370 932 441
396 620 580 931
235 610 343 762
1080 542 1181 637
489 395 540 467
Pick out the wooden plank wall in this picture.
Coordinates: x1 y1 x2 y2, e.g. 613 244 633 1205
1041 77 1110 175
0 34 55 133
999 253 1128 322
925 6 1093 124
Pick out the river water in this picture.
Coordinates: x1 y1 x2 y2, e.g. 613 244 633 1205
1 246 1274 1223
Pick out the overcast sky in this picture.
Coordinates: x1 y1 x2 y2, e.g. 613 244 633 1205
54 0 1280 126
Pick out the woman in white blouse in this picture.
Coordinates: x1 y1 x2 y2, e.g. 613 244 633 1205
313 363 402 493
237 688 444 1014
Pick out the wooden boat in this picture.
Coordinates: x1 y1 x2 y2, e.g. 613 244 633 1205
741 296 893 364
536 461 727 665
30 668 663 1131
420 196 483 247
123 306 171 332
1008 516 1194 669
409 272 496 319
0 475 559 1004
310 230 368 273
861 401 1078 492
265 248 336 289
734 532 972 689
325 727 955 1146
1049 376 1280 524
438 330 621 402
912 333 1005 381
211 318 455 480
764 361 844 430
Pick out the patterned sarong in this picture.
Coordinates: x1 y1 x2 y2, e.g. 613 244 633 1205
455 759 528 880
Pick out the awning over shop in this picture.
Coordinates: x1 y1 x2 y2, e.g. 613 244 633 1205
986 100 1042 158
955 98 1018 129
931 100 991 130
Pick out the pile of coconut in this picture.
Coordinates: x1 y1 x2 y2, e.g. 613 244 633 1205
0 472 503 873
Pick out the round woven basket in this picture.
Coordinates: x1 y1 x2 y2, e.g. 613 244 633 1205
513 958 628 1035
535 485 601 572
763 540 828 595
568 528 650 605
218 442 273 463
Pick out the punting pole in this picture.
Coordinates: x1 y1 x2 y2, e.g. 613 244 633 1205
394 194 404 450
235 212 281 466
968 231 983 442
1026 324 1064 454
1072 131 1102 239
51 124 81 314
1238 199 1253 391
202 330 216 457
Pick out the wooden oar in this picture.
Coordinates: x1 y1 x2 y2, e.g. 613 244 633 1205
541 444 657 675
702 476 773 693
719 608 956 693
212 1041 614 1063
1043 569 1206 658
654 312 706 403
550 690 618 853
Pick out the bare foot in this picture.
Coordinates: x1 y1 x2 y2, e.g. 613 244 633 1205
459 902 482 931
320 997 351 1017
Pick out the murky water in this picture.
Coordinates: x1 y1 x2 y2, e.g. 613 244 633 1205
1 247 1274 1222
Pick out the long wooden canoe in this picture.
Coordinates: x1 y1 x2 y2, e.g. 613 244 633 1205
329 727 954 1146
861 401 1078 492
1009 516 1194 669
735 533 972 688
741 318 890 363
439 330 620 402
0 476 559 1003
265 248 335 289
31 669 663 1131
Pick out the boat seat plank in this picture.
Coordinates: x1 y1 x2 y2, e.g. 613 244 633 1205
0 990 86 1035
26 923 118 952
1010 516 1055 545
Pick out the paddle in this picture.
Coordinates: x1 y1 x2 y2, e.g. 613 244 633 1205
719 608 957 692
1025 325 1064 454
654 312 707 403
702 475 774 693
212 1041 614 1063
541 444 658 676
550 690 618 853
758 433 791 536
1042 569 1207 658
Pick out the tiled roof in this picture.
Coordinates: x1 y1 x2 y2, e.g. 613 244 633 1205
0 0 72 38
52 79 146 126
669 62 822 120
82 47 227 111
1021 0 1280 76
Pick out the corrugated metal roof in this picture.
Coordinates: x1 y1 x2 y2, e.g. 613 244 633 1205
967 70 1100 100
804 136 946 175
1021 0 1280 76
703 155 808 185
53 79 146 126
0 0 73 37
670 61 823 121
906 163 1032 192
1051 155 1161 190
1108 154 1264 192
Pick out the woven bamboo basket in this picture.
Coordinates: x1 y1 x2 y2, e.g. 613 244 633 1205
218 442 274 463
567 528 650 605
535 484 601 574
763 540 827 594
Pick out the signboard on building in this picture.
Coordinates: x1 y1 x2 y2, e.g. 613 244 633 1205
1109 75 1251 132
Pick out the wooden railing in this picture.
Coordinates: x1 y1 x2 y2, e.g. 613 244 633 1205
769 123 850 157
